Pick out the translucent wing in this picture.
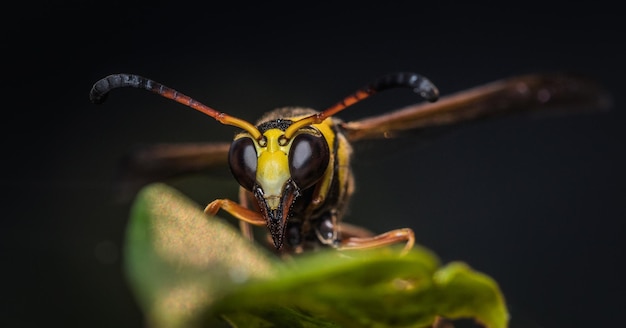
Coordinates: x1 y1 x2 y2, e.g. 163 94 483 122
340 73 612 142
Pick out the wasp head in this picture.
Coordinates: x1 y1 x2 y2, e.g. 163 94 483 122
228 120 330 249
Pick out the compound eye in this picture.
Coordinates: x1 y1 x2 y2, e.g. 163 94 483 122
228 137 257 191
288 133 330 190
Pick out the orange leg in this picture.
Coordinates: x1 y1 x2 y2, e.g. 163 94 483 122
339 227 415 253
237 188 255 241
204 199 266 226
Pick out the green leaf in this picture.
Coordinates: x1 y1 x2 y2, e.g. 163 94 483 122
124 183 509 328
124 183 277 327
213 250 509 328
431 262 510 328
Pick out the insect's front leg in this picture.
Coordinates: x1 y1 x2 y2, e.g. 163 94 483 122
237 187 255 241
338 227 415 254
204 199 266 227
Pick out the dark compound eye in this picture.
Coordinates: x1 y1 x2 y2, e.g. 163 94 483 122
288 133 330 190
228 137 257 191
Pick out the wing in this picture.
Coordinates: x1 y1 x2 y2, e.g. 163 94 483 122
115 142 231 200
340 73 612 142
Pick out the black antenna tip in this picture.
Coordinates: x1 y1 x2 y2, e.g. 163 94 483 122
89 90 107 104
417 82 439 102
89 77 113 104
407 73 439 102
370 72 439 102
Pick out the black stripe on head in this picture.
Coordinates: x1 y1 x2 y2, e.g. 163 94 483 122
256 119 294 133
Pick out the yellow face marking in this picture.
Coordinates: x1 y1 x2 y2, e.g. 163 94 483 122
255 129 291 209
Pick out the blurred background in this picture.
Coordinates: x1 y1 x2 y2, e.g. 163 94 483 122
2 2 623 327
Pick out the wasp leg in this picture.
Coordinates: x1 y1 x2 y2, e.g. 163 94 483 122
204 199 266 226
339 227 415 253
237 188 255 241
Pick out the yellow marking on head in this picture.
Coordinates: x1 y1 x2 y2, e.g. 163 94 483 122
255 129 291 206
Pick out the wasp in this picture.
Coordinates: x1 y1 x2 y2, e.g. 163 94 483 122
90 72 610 255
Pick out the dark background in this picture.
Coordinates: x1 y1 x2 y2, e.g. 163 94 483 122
2 2 624 327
